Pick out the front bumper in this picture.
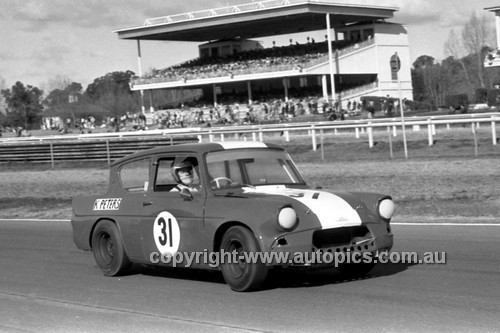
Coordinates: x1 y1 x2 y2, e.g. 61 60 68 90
267 222 393 267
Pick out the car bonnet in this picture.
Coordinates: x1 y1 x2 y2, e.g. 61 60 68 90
242 185 362 228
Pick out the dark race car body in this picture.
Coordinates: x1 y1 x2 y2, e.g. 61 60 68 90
72 141 395 291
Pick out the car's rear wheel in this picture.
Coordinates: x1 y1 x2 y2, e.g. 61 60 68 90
91 220 131 276
220 226 268 292
337 262 376 277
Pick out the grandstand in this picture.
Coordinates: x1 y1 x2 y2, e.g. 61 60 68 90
114 0 413 115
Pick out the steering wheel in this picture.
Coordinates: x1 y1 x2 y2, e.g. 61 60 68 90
211 177 232 188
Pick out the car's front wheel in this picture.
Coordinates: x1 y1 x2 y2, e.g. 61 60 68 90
220 226 268 292
91 220 131 276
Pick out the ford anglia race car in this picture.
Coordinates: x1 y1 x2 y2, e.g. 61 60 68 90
71 141 395 292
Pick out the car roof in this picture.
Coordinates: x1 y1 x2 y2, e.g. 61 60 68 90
111 141 284 167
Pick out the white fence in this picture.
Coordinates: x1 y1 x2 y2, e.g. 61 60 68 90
2 113 500 157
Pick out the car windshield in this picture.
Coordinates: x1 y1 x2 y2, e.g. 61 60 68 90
205 149 305 189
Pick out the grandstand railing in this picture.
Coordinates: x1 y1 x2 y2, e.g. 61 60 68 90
337 38 375 57
144 0 321 26
340 81 379 100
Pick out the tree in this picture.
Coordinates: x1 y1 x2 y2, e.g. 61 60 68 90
445 29 472 88
0 76 6 115
412 56 435 92
418 61 452 108
44 82 84 125
442 12 493 92
461 12 492 88
85 71 140 131
1 82 44 130
86 71 136 102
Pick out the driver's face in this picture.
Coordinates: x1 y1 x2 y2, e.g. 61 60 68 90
178 167 193 186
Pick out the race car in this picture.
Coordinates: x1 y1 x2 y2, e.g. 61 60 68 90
71 141 395 292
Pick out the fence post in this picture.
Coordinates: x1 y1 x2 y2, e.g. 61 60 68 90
320 129 324 161
388 126 393 159
355 127 360 139
492 116 497 145
209 130 214 142
259 128 263 141
284 129 290 142
220 133 225 142
472 122 478 157
427 119 433 146
368 123 373 148
197 135 202 143
311 125 317 151
252 131 257 141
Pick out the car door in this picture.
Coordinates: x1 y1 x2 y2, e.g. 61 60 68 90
139 154 209 268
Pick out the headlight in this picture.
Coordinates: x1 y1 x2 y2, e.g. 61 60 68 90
378 198 395 220
278 206 298 231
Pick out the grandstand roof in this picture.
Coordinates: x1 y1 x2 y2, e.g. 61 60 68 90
114 0 397 42
485 6 500 12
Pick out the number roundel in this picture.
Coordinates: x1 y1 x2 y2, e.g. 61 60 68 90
153 211 180 256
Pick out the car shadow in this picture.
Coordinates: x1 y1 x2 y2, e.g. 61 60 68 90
127 261 417 291
262 262 418 290
129 264 226 285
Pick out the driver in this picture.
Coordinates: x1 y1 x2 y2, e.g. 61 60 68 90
171 160 199 192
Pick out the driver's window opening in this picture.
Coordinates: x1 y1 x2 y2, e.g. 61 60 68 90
154 156 200 192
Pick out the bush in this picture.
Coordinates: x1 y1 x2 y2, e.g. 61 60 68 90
406 100 431 111
486 89 500 107
445 94 469 108
475 88 488 104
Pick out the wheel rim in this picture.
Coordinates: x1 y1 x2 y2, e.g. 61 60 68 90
226 239 247 278
96 232 114 265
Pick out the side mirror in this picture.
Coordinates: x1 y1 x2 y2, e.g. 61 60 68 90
179 188 193 201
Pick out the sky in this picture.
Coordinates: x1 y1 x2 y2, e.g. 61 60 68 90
1 0 500 92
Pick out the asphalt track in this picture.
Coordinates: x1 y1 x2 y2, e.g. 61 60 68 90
0 219 498 332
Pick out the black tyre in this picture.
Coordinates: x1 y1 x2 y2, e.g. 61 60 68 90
91 220 131 276
220 226 268 292
337 262 376 277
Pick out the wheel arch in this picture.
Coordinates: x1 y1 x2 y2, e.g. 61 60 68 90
213 221 263 253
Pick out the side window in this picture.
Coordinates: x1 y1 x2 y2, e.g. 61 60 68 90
120 158 150 192
154 156 200 192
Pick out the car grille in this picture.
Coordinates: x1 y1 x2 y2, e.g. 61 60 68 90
312 226 372 250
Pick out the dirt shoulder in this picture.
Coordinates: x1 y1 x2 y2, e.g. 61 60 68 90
1 158 499 222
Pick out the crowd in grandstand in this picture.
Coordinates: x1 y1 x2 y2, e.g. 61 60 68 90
136 39 353 84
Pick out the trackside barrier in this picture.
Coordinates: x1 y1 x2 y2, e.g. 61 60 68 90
193 115 499 145
0 136 198 165
1 114 499 164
